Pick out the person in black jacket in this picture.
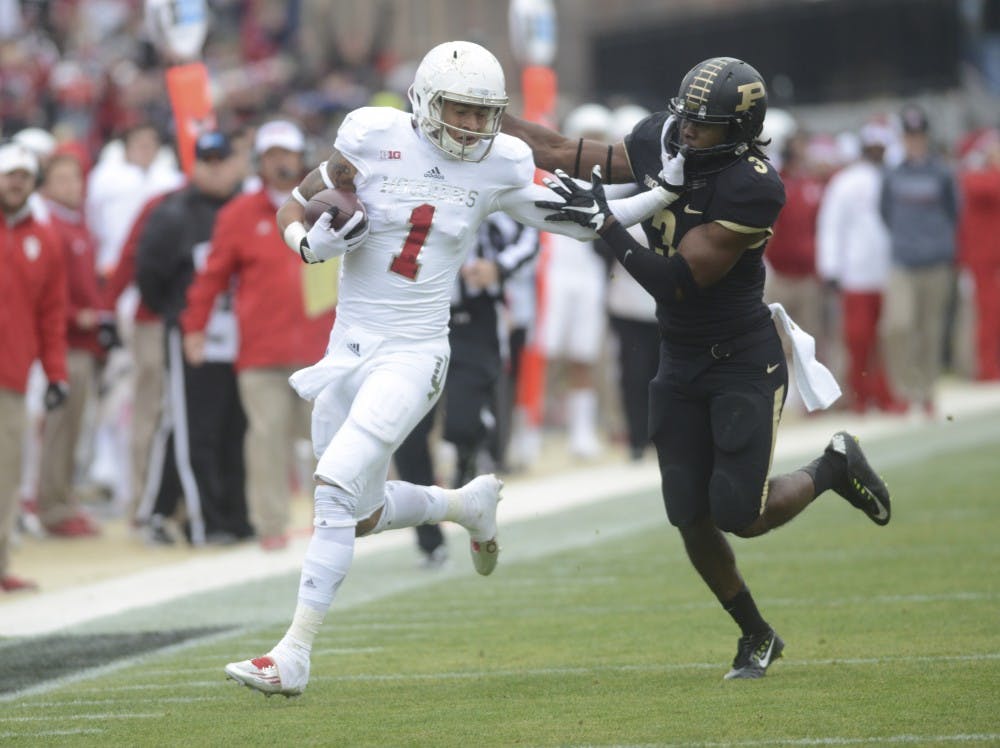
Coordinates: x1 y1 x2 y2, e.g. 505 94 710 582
135 131 249 546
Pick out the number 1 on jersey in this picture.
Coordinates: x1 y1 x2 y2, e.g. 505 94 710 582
390 203 435 280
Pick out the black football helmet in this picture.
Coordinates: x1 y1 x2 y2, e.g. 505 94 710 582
666 57 768 166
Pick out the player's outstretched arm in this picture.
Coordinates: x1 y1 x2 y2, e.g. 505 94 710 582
501 112 633 183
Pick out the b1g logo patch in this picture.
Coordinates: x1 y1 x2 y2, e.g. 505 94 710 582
379 150 402 160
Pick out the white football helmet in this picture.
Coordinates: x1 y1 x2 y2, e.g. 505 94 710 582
408 41 508 162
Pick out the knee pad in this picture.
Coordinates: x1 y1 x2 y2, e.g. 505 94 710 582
708 470 759 533
315 418 389 495
660 464 703 528
710 392 762 453
314 484 358 528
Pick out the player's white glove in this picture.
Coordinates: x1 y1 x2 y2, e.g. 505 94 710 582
657 114 687 200
301 210 369 263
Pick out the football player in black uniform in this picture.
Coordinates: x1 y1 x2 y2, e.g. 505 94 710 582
504 57 892 679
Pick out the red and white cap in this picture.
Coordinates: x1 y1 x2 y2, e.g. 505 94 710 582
254 120 305 155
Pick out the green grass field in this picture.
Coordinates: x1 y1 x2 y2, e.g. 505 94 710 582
3 419 999 746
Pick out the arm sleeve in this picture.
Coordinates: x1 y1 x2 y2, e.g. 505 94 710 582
181 208 240 333
102 194 168 311
494 182 597 239
495 181 670 238
600 221 697 306
134 205 179 316
37 231 69 383
602 183 640 200
57 233 83 327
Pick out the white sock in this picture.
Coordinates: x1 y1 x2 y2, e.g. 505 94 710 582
277 604 325 660
370 481 451 534
275 523 354 657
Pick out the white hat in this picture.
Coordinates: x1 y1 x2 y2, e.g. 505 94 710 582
13 127 57 160
859 122 894 149
254 120 305 154
0 142 39 175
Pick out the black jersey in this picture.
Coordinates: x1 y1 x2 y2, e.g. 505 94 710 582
623 111 785 347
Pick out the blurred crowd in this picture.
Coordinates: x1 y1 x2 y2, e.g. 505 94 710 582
0 0 402 155
2 1 1000 591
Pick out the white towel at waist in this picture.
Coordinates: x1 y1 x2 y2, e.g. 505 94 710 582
288 323 384 401
768 302 841 412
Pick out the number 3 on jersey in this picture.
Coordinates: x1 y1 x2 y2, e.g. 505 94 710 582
650 208 678 256
389 203 435 280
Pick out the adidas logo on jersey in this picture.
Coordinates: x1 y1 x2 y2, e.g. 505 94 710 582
423 166 445 180
347 342 361 357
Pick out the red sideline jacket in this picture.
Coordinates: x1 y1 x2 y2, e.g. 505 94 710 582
0 206 68 393
181 188 333 372
46 200 104 357
765 171 825 278
958 168 1000 271
102 190 176 322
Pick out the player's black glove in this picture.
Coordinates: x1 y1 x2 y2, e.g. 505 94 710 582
536 165 612 233
44 381 69 411
96 319 122 350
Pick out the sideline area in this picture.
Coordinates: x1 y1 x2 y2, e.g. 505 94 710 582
2 378 999 638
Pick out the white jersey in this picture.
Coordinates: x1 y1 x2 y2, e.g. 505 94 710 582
334 107 537 339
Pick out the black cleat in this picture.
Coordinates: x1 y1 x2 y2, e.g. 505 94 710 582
825 431 891 526
724 628 785 680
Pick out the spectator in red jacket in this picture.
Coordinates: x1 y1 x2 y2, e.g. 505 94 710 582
958 130 1000 381
0 142 68 592
36 150 109 538
182 120 334 550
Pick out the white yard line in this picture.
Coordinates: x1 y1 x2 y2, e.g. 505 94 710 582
2 381 998 638
654 735 1000 746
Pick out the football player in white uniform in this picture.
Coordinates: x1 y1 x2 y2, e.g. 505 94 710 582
225 40 684 697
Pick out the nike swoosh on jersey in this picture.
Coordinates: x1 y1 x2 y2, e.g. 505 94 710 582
683 204 703 215
623 249 633 262
766 362 780 374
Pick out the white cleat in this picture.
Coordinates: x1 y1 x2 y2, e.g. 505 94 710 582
224 654 308 698
459 474 503 576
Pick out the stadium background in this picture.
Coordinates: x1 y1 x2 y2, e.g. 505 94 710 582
283 0 997 142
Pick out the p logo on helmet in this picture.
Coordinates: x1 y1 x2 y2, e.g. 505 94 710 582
736 82 766 113
665 56 769 172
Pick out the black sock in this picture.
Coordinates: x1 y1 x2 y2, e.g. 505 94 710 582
721 586 769 637
801 452 840 496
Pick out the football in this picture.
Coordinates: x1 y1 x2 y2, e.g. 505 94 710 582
303 187 366 235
